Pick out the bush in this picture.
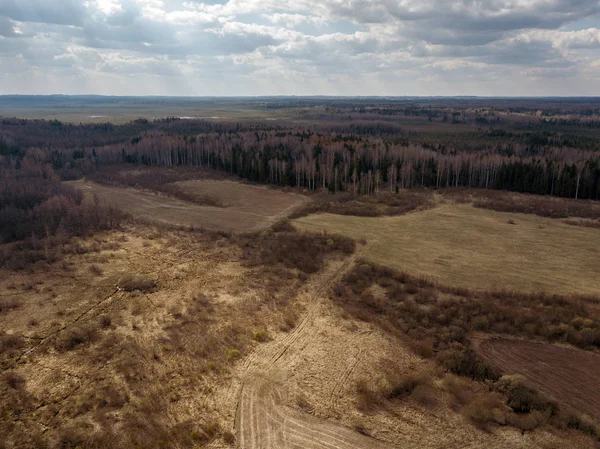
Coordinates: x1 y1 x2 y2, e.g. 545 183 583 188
0 334 24 353
411 383 438 407
271 220 296 233
498 375 557 415
89 264 103 276
248 232 355 274
119 275 158 292
441 374 472 406
222 431 235 445
0 297 21 314
507 410 546 431
253 330 268 342
465 393 509 429
387 373 432 399
355 379 380 411
99 315 112 329
55 324 98 351
554 409 599 438
4 371 25 390
226 349 241 361
437 348 500 381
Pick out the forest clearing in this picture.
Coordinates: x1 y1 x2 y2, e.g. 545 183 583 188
292 203 600 295
68 179 308 232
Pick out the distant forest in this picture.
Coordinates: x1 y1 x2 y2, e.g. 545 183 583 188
1 99 600 201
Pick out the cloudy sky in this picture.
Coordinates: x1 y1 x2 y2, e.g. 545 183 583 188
0 0 599 96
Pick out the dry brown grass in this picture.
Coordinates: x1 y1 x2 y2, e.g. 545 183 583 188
0 222 355 449
68 178 308 233
290 190 434 219
294 203 600 295
333 260 600 440
440 188 600 220
119 274 158 292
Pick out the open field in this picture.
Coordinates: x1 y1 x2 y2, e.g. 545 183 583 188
3 225 592 448
478 339 600 421
293 203 600 295
69 179 308 233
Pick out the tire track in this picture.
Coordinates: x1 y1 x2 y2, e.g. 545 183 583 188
328 349 363 414
237 377 392 449
234 252 394 448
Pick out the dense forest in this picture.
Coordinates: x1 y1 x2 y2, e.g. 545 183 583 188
2 118 599 199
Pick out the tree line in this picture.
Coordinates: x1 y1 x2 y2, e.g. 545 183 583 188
2 118 600 201
51 131 600 200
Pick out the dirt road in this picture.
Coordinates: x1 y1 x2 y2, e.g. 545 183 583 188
231 255 395 449
237 377 391 449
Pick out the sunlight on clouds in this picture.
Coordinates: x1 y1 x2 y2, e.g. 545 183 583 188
0 0 598 94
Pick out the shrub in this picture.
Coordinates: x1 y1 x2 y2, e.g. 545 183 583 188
271 220 296 233
253 330 268 342
498 375 557 415
355 379 380 411
89 264 103 276
554 409 599 438
507 410 546 431
352 421 370 435
0 334 24 353
55 324 98 351
281 309 298 332
0 297 21 313
226 349 241 361
465 393 509 429
119 275 158 292
222 431 235 445
249 232 355 274
437 348 500 381
99 315 112 329
411 383 439 407
295 393 314 413
409 339 435 358
387 373 431 399
441 374 472 406
4 371 25 390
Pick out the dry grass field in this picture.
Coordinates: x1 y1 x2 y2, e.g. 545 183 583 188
68 179 308 232
3 223 594 448
478 338 600 422
293 203 600 295
3 180 599 449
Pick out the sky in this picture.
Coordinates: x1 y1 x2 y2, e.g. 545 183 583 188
0 0 599 96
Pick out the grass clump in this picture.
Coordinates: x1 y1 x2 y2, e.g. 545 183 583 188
226 349 241 362
253 330 268 342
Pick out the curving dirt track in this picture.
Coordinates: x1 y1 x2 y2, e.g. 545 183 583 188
478 339 600 421
231 254 395 449
237 377 391 449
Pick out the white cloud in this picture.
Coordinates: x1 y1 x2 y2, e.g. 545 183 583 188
0 0 599 95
